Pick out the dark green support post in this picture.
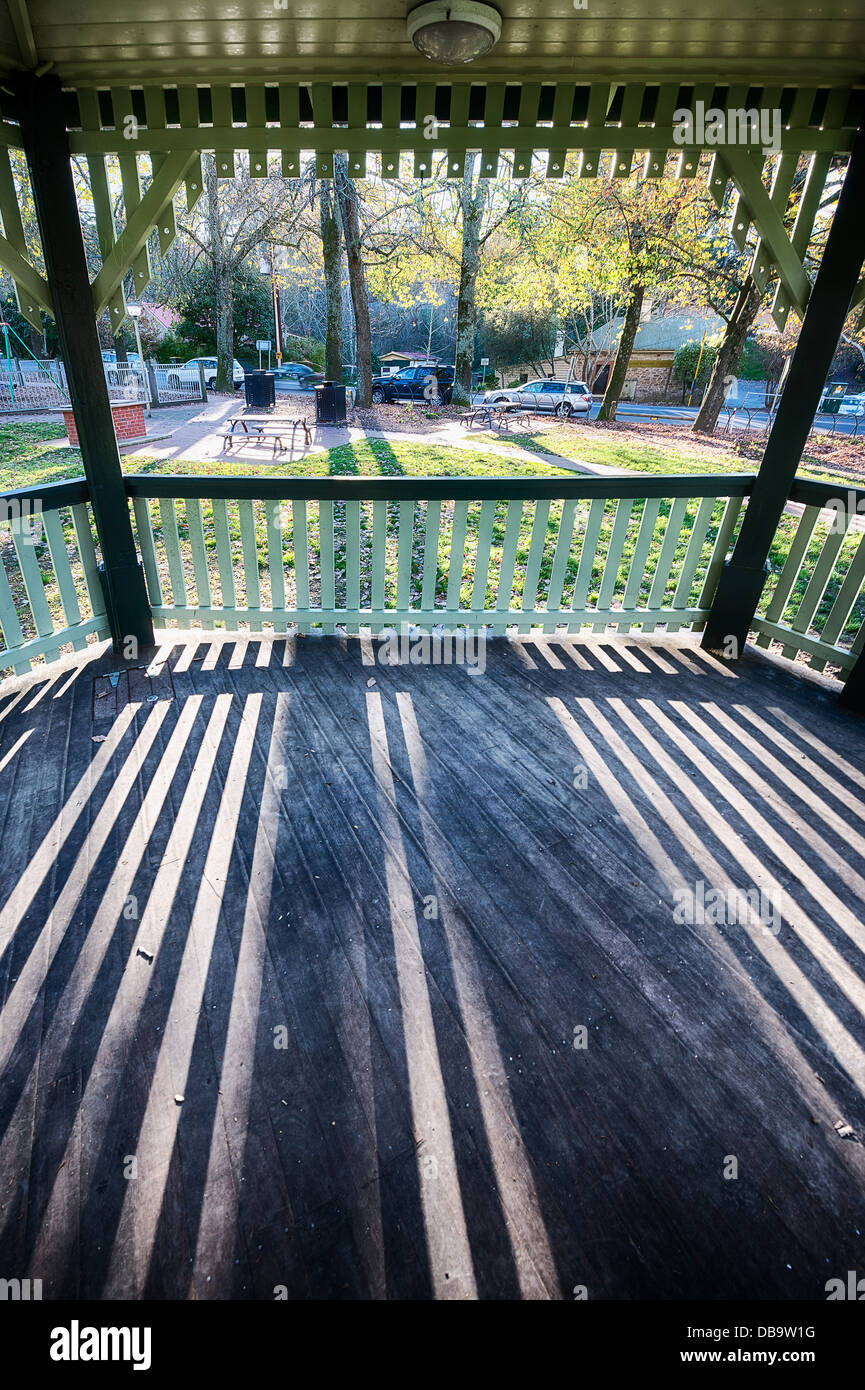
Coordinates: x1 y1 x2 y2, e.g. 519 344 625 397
702 122 865 668
839 648 865 712
13 73 154 654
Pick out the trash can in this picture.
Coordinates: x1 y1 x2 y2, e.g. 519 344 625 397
315 381 347 425
820 383 847 414
244 370 275 408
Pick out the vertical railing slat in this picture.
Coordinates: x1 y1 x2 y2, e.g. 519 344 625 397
420 497 442 619
71 502 107 621
520 498 551 633
620 497 661 633
42 507 83 635
785 514 851 658
667 495 717 634
545 499 578 633
237 498 260 614
371 497 386 620
265 500 287 632
185 497 212 616
593 497 634 633
345 497 361 634
754 501 820 647
293 498 310 633
471 498 496 620
571 498 606 626
211 498 237 630
132 496 163 616
11 522 54 640
692 494 743 633
158 497 187 610
493 499 523 634
0 543 28 672
811 527 865 669
643 495 690 633
319 499 335 633
396 499 414 618
446 499 469 618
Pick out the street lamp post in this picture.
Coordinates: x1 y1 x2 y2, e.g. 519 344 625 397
126 303 151 414
260 250 283 366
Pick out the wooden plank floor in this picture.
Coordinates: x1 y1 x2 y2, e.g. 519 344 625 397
1 630 864 1300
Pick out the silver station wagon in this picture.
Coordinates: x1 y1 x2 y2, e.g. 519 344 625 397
483 378 593 416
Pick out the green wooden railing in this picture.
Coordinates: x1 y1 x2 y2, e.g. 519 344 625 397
2 473 864 686
0 479 110 676
126 474 751 637
752 479 865 676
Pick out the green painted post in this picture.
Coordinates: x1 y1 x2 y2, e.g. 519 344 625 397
13 73 154 654
702 122 865 668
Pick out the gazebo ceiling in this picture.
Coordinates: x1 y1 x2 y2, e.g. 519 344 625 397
0 0 864 85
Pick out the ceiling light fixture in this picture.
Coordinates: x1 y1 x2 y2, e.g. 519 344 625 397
407 2 502 65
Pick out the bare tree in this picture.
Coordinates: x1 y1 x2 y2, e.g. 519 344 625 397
178 155 309 391
334 155 373 406
319 179 343 382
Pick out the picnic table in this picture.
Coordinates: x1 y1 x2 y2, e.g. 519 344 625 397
457 403 533 432
219 412 311 451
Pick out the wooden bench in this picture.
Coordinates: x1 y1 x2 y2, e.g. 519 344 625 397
220 414 311 450
458 404 533 432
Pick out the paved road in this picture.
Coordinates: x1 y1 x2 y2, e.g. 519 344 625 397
468 393 863 439
273 379 862 440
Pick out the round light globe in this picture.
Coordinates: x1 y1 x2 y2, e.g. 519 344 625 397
407 2 502 65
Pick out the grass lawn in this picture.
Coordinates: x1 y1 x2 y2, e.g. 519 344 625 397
497 420 865 487
0 421 861 675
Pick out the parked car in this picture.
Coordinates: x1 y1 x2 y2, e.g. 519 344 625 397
273 362 324 385
838 392 865 418
167 356 244 390
371 364 454 405
484 378 593 416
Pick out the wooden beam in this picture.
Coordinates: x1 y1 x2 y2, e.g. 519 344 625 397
702 123 865 679
6 0 38 70
719 147 812 312
90 150 196 317
0 146 46 329
0 229 51 313
63 125 855 158
14 73 154 652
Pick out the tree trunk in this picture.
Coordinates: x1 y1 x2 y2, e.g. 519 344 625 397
28 324 44 358
335 155 372 406
320 180 343 383
205 156 235 394
693 276 762 433
114 333 127 364
598 282 644 422
214 263 235 393
453 156 483 405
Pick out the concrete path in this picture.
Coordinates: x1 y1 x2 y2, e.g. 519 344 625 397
118 396 632 479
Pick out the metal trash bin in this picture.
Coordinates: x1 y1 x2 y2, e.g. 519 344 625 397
315 381 347 425
244 370 275 408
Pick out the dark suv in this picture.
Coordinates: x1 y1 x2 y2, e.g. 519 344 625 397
371 365 454 405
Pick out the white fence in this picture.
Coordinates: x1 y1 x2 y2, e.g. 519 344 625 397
0 357 205 411
150 363 205 404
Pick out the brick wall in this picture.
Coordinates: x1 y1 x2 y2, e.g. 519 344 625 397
63 403 146 446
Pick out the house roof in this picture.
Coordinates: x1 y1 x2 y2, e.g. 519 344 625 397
632 313 726 351
570 311 727 356
380 350 439 362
